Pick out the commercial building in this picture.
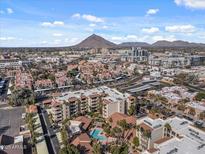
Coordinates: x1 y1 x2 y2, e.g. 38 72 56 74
148 52 205 68
121 47 149 63
0 59 31 69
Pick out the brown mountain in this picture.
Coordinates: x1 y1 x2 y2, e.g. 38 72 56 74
119 42 150 47
74 34 116 48
152 40 205 47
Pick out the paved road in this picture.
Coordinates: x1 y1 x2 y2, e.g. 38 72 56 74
37 105 60 154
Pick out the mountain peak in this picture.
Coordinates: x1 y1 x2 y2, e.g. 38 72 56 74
75 34 116 48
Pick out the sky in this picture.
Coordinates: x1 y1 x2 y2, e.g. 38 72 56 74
0 0 205 47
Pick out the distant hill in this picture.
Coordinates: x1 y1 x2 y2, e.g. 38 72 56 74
119 40 205 48
74 34 116 48
152 40 205 47
119 42 150 47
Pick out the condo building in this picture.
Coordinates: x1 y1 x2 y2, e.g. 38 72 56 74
51 86 135 123
137 116 164 150
137 116 205 154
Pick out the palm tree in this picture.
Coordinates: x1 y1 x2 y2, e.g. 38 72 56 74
128 104 136 115
92 142 101 154
132 137 139 148
144 130 151 138
61 127 68 146
189 108 196 116
164 123 172 137
164 123 172 131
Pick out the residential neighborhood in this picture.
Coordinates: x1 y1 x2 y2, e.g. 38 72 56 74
1 0 205 154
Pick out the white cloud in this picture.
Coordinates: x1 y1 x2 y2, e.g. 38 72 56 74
71 13 81 18
142 27 159 33
7 8 13 14
71 13 104 23
89 23 96 27
175 0 205 9
0 37 15 41
152 35 176 42
146 9 159 15
165 24 196 33
53 21 64 26
52 33 63 37
41 21 64 27
82 14 104 23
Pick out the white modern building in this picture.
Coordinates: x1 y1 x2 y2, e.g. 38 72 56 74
138 116 205 154
121 47 149 63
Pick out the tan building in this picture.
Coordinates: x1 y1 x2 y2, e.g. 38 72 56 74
136 116 164 150
51 86 135 123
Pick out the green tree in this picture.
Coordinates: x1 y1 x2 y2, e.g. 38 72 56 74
164 123 172 131
9 88 35 106
128 104 136 115
61 127 68 146
195 92 205 101
132 137 139 147
92 142 101 154
60 145 80 154
111 143 129 154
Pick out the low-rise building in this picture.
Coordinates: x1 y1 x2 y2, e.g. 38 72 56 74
15 71 33 89
108 112 136 141
34 79 53 90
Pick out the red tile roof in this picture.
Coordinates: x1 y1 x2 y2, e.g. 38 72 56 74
71 133 92 154
109 112 136 140
74 116 92 130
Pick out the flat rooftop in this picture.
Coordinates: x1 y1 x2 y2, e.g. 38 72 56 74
57 86 131 103
155 136 205 154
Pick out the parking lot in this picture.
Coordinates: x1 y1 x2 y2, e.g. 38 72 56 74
0 106 24 136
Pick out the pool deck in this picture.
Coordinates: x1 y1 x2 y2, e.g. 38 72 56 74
90 128 116 144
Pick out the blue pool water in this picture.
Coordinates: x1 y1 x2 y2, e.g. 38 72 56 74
90 129 107 141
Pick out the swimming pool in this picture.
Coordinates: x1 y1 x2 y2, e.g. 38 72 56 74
90 128 107 141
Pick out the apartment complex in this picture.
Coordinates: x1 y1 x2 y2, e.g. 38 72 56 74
137 116 205 154
15 71 33 89
51 86 135 123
